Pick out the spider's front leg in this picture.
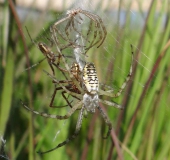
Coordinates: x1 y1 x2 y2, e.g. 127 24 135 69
43 70 82 99
99 45 134 98
37 105 85 155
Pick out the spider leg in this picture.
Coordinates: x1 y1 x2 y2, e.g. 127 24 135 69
50 76 81 109
85 22 103 51
54 27 70 45
52 62 69 73
51 63 82 93
23 57 46 72
86 19 93 38
71 19 90 44
52 58 75 81
47 62 55 76
24 27 56 73
60 42 82 51
85 25 98 53
45 70 83 99
111 45 134 97
20 99 82 120
73 14 83 24
99 99 124 110
50 86 73 108
80 10 107 48
100 83 114 92
65 18 73 38
96 104 112 139
50 27 84 94
25 27 64 76
61 91 75 108
80 12 101 47
52 15 72 28
26 28 58 75
56 19 83 49
95 16 107 48
85 19 94 52
50 26 62 53
37 105 84 155
88 13 107 48
99 45 134 98
52 27 70 50
50 80 81 109
53 17 80 48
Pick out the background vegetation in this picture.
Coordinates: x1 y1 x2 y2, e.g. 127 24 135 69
0 0 170 160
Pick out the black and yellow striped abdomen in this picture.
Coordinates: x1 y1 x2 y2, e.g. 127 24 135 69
82 63 99 94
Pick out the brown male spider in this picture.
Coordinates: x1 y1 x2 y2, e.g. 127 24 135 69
25 26 72 76
24 26 86 109
21 45 133 155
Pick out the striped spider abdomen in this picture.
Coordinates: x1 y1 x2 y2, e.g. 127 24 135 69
82 63 99 94
82 63 99 113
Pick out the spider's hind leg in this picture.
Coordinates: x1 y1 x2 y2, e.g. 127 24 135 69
37 105 85 155
97 104 112 139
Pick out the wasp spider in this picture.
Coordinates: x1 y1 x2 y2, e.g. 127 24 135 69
21 45 133 154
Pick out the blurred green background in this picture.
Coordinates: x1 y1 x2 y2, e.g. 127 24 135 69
0 0 170 160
